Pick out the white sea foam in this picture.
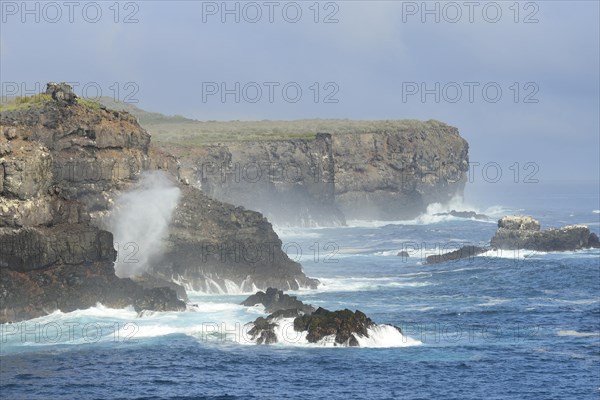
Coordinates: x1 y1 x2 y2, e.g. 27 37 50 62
557 330 599 338
592 210 600 214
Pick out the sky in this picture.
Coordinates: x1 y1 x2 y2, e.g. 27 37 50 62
1 0 599 200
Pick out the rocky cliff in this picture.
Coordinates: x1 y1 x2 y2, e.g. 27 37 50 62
155 121 469 225
0 84 317 322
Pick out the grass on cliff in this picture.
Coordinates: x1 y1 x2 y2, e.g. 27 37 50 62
97 97 449 145
0 94 52 112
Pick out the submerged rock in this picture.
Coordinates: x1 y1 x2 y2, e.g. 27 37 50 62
491 216 600 251
433 210 490 221
426 245 488 264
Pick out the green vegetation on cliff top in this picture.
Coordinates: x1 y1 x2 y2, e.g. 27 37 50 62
1 94 449 145
97 98 449 145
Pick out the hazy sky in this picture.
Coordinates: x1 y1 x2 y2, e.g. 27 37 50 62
1 0 599 192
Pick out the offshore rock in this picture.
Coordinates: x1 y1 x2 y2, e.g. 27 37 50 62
241 287 315 314
491 216 600 251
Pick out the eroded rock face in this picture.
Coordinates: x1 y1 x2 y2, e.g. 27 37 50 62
491 216 600 251
158 122 469 226
332 126 469 220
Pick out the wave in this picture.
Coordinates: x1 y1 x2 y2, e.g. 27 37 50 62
291 277 431 295
557 330 599 338
593 210 600 214
347 197 515 227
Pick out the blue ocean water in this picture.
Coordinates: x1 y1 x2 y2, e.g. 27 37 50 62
1 185 599 400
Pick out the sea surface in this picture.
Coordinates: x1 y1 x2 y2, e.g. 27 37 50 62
1 184 599 399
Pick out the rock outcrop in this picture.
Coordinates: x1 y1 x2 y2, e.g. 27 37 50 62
426 245 488 264
294 308 375 347
491 216 600 251
433 210 490 221
242 289 401 347
0 83 317 321
241 287 315 314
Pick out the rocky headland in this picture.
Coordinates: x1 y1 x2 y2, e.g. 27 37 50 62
0 83 317 322
100 99 470 226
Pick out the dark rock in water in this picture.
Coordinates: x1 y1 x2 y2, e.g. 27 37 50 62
241 287 315 314
133 273 189 303
426 245 488 264
247 316 278 345
397 251 410 257
434 210 490 221
491 216 600 251
0 226 185 323
161 186 320 292
133 286 186 313
243 291 397 347
293 307 374 346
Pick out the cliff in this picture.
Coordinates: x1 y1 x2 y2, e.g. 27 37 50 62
153 121 469 225
0 84 317 322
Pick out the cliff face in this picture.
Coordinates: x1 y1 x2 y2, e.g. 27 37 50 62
331 124 469 220
158 121 469 225
0 85 317 321
164 133 344 226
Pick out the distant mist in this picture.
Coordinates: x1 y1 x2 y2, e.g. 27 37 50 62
110 171 181 278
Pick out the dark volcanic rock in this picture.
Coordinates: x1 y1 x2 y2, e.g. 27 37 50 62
397 251 410 257
434 210 489 221
241 287 315 314
426 245 488 264
294 307 375 346
247 317 278 345
491 216 600 251
159 186 320 292
0 225 185 323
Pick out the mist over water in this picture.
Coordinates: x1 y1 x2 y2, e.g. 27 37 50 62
110 171 181 278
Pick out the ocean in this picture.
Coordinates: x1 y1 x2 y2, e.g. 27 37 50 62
1 183 599 400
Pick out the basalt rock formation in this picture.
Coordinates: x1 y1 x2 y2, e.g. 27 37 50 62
0 83 317 322
426 245 488 264
153 121 469 226
491 216 600 251
242 289 400 347
425 216 600 266
241 287 315 314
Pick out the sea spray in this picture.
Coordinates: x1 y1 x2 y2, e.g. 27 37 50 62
110 171 181 278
